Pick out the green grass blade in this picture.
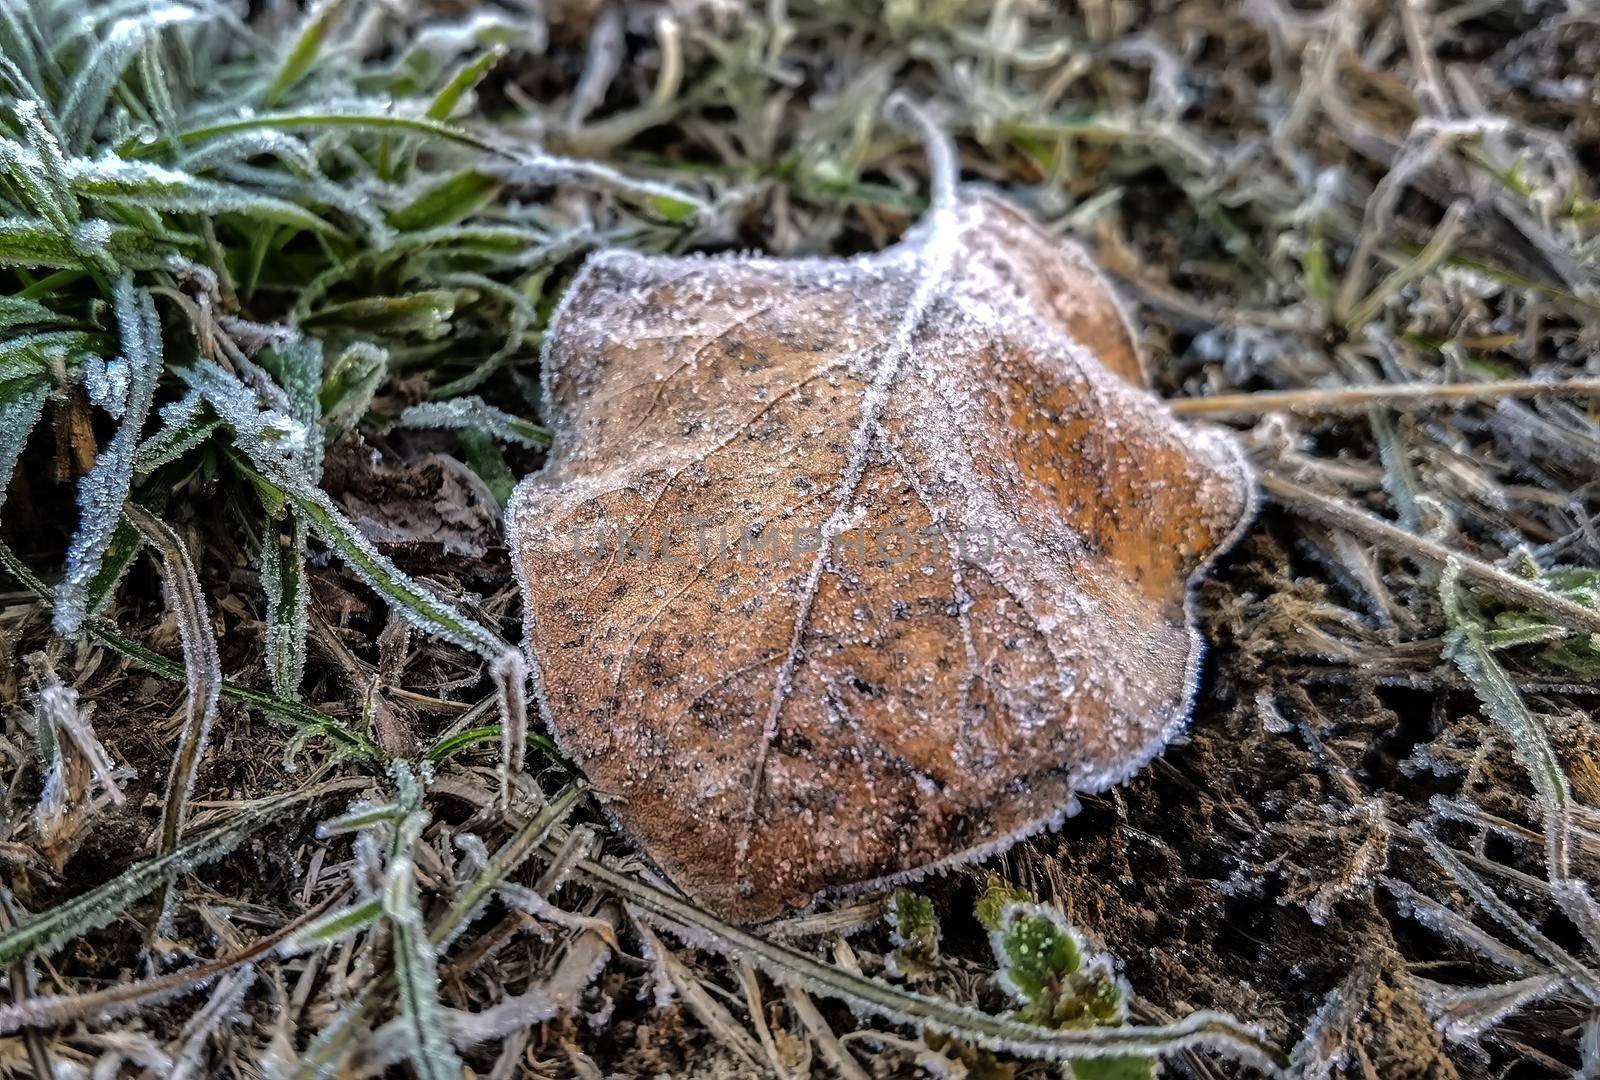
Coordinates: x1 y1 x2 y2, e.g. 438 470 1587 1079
68 158 338 235
260 337 321 700
83 513 145 619
280 895 381 954
0 383 46 521
260 520 311 699
301 291 458 335
378 772 463 1080
127 111 499 158
183 361 511 661
261 0 347 108
398 395 551 447
60 6 204 152
238 458 508 657
133 394 220 477
0 216 175 270
387 170 502 231
55 276 162 635
425 45 506 121
424 724 564 765
0 295 69 332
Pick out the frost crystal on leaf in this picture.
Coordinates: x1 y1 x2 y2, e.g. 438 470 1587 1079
59 5 203 152
54 275 163 635
178 359 309 466
82 353 130 417
398 394 549 447
29 661 126 872
0 385 47 520
133 391 216 476
379 771 464 1080
508 149 1254 921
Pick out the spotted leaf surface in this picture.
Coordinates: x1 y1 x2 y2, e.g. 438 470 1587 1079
509 189 1253 922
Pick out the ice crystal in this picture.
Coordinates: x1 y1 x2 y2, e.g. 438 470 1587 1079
398 394 550 447
0 385 47 519
259 335 323 699
54 275 163 635
59 5 204 151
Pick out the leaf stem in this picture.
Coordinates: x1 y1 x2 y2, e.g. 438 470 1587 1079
885 95 958 209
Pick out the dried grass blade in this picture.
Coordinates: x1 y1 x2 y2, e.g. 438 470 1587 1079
1413 826 1600 1004
168 965 256 1080
126 504 221 934
1262 473 1600 636
0 883 350 1034
434 780 586 948
1171 378 1600 418
0 540 380 759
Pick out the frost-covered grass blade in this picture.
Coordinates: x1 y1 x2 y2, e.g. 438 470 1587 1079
54 276 163 635
125 505 221 932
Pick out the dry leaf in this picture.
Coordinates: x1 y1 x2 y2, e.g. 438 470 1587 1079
509 169 1253 922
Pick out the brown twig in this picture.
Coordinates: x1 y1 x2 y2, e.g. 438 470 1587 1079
1173 379 1600 418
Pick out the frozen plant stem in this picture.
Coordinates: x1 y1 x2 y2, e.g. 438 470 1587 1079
126 505 222 937
0 892 53 1079
1344 201 1470 330
1261 473 1600 636
1171 378 1600 418
290 783 583 1076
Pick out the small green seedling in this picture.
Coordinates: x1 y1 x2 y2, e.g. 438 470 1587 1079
988 901 1155 1080
886 887 940 978
975 872 1032 933
1485 563 1600 678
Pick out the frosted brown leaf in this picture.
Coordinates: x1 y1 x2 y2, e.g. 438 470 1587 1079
508 168 1254 923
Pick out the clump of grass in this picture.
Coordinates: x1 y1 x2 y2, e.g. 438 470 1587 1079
0 1 699 798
